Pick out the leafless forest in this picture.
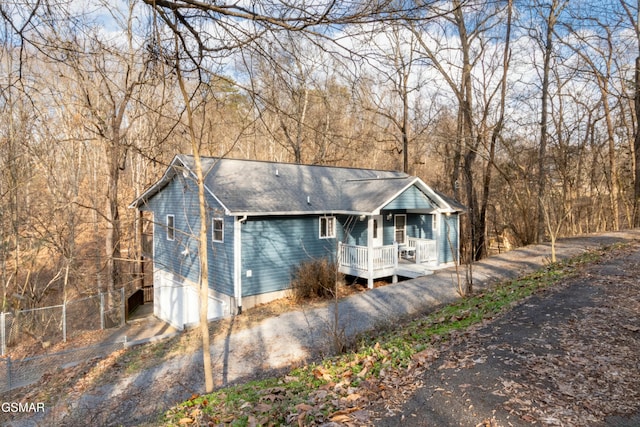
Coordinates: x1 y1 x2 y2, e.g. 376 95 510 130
1 0 638 312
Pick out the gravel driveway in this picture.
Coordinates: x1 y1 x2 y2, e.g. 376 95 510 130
9 230 640 426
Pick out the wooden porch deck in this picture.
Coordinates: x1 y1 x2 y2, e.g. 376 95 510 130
338 238 439 284
394 258 436 278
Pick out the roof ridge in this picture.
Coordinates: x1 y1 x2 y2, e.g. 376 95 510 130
178 154 406 175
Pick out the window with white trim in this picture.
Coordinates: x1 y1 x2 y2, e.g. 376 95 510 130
319 216 336 239
166 215 175 241
212 218 224 242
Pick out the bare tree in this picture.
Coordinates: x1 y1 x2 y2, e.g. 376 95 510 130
175 67 215 393
532 0 569 241
410 0 511 262
354 23 428 173
51 4 157 297
617 0 640 226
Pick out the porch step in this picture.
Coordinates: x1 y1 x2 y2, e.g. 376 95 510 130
394 265 435 279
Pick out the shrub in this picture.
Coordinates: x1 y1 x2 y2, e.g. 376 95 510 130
290 258 342 302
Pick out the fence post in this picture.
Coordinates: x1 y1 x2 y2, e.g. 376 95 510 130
1 312 5 356
62 303 67 343
7 356 11 392
100 292 105 330
120 287 125 327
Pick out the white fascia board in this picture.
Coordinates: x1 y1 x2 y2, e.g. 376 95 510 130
372 177 421 212
203 185 232 216
225 210 370 217
178 156 233 216
128 155 184 209
372 177 455 214
412 178 455 212
129 155 232 216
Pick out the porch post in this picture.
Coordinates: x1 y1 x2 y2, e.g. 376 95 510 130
434 212 442 266
392 242 398 284
367 215 374 289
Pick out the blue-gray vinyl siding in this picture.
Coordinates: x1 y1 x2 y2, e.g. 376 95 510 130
343 216 368 245
143 174 234 296
343 213 436 246
407 214 434 240
208 214 234 295
240 216 342 297
383 186 434 210
382 215 395 245
440 214 459 263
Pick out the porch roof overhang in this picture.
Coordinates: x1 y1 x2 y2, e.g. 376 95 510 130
384 208 439 214
363 177 463 215
228 209 373 217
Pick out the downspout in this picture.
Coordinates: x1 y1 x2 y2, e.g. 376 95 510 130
234 215 247 314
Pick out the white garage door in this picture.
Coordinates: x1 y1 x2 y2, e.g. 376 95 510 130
154 270 228 330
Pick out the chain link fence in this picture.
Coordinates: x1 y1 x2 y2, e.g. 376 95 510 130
1 289 125 356
0 339 126 394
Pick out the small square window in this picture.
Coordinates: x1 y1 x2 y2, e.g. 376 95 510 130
166 215 175 241
212 218 224 242
320 216 336 239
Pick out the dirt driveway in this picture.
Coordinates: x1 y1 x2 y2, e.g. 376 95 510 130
370 243 640 426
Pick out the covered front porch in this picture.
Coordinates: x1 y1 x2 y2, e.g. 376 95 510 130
338 237 439 288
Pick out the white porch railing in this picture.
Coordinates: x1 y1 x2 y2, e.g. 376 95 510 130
339 243 368 272
338 243 398 273
406 237 437 263
372 245 398 269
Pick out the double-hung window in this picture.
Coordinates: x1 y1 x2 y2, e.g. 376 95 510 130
319 216 336 239
212 218 224 242
166 215 175 241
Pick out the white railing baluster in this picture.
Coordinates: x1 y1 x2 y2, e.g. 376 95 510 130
339 243 397 272
406 237 437 263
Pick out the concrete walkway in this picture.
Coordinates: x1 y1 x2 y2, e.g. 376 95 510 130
13 229 640 427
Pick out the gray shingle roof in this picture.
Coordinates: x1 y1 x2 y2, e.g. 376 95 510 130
131 155 465 215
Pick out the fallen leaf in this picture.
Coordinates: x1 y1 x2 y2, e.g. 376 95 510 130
313 366 332 381
330 414 352 423
412 348 439 366
345 393 361 402
438 360 457 370
331 406 362 417
295 403 314 412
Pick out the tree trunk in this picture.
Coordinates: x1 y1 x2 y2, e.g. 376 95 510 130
105 142 121 298
537 12 554 242
634 56 640 227
480 0 512 260
176 64 215 394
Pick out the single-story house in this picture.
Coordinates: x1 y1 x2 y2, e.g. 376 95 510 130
130 155 465 329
